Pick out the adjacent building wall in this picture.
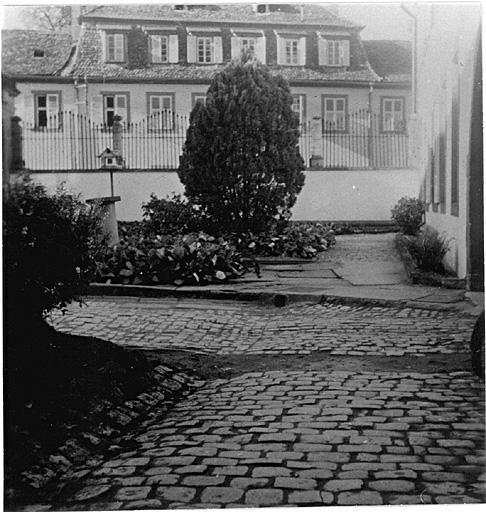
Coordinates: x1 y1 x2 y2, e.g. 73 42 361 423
411 3 482 286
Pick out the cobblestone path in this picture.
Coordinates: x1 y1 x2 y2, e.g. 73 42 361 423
50 298 474 356
51 298 485 509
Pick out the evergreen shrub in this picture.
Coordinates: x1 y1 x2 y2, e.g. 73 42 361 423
391 196 425 235
178 53 305 234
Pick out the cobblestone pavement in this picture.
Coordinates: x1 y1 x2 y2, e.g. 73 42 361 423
60 370 485 509
50 298 484 509
50 298 475 356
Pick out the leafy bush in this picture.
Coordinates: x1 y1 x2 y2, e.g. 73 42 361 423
142 193 204 236
178 53 305 234
391 197 425 235
94 231 247 286
235 223 336 259
4 175 104 325
405 226 450 273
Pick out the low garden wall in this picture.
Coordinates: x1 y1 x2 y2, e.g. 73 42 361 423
21 167 421 222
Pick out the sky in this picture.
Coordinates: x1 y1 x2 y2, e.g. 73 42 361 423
1 2 412 40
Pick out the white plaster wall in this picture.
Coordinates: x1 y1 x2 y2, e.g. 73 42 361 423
292 169 422 221
27 168 421 222
29 171 184 221
411 3 480 279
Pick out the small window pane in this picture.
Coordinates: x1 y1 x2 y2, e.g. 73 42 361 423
151 97 160 109
116 96 126 108
326 99 333 110
38 110 47 127
336 99 344 111
162 97 172 109
394 101 402 112
106 96 114 108
38 95 46 108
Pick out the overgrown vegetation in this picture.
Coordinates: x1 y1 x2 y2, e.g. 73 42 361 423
405 226 450 274
391 196 425 235
178 53 305 235
4 175 103 329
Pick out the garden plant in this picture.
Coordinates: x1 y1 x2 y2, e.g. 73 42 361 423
391 196 426 235
178 52 306 235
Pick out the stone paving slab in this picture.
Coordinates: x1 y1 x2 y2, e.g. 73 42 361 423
56 370 485 509
49 298 475 356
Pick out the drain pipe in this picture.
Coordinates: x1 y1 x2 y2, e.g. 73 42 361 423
401 3 417 114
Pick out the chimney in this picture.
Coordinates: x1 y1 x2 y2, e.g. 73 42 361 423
70 5 81 41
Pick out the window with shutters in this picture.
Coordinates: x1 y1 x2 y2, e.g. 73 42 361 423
322 96 347 132
105 33 125 62
150 35 169 63
291 94 305 126
34 92 61 129
197 37 213 63
283 38 299 65
102 93 129 127
381 97 405 132
147 93 174 131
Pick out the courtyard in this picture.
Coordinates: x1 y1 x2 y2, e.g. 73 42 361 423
46 294 484 508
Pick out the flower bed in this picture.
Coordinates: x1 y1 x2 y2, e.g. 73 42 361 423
233 223 336 259
94 230 247 286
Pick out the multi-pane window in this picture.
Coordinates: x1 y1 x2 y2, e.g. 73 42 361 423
197 37 213 63
150 35 168 63
323 96 346 131
103 94 128 126
35 93 60 128
327 40 344 66
105 33 125 62
382 98 404 132
284 39 299 65
240 37 256 54
148 94 174 130
291 95 305 125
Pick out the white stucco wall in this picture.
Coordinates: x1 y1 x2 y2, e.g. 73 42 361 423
26 167 420 222
411 3 480 279
292 168 421 221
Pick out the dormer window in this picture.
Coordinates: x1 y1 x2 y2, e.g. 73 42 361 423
276 32 306 66
187 29 223 64
105 33 125 63
318 36 350 67
173 5 188 10
33 49 45 58
231 30 266 63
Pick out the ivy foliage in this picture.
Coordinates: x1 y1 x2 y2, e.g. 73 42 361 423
127 25 149 69
178 53 306 235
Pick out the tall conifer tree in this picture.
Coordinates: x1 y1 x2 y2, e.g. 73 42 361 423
178 53 305 234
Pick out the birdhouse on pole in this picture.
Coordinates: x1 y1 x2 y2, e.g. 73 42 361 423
98 147 123 170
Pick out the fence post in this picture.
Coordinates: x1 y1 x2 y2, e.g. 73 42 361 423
10 116 23 173
310 116 323 167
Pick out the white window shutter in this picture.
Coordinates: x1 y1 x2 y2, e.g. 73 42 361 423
213 36 223 63
276 36 284 64
318 37 328 65
151 35 161 62
115 95 128 124
114 34 124 61
256 36 266 63
90 95 103 126
342 40 350 67
169 34 179 63
299 37 306 65
231 36 241 60
187 34 197 63
24 94 35 124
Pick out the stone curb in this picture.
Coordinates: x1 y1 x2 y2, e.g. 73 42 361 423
87 283 472 313
10 365 206 506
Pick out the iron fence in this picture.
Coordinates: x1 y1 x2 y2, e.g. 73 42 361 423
320 109 409 169
19 109 408 172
